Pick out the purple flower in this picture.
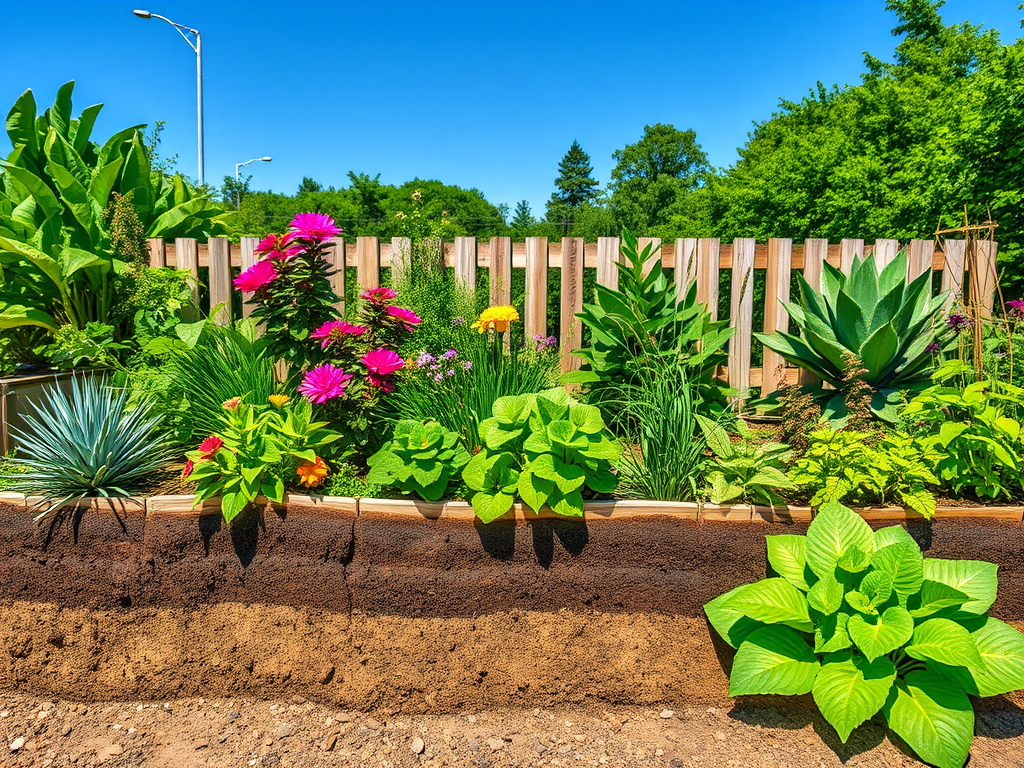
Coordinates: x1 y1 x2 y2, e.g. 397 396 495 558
298 364 352 404
446 369 455 377
416 351 436 367
451 316 465 326
546 335 557 347
433 373 444 383
442 348 457 360
463 361 473 371
947 314 973 332
926 342 941 353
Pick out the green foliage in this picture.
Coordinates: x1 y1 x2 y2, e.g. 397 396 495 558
571 228 732 415
901 360 1023 500
546 140 599 234
757 252 948 421
45 322 127 369
463 387 621 522
324 462 383 499
705 502 1024 768
697 416 795 505
0 454 30 491
4 375 172 521
186 397 342 524
366 420 470 501
788 429 940 517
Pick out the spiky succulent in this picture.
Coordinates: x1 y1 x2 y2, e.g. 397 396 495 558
756 251 949 421
4 375 173 520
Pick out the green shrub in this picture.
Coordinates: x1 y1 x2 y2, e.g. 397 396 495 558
324 463 383 499
705 502 1024 768
697 416 795 505
366 420 470 501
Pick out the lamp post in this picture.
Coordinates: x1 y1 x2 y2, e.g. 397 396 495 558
234 157 272 209
133 9 204 185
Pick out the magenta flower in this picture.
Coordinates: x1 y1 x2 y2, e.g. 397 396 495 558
947 314 973 332
386 305 422 330
288 212 341 242
298 364 353 404
1008 300 1024 317
361 349 404 392
253 233 301 261
310 320 367 349
234 259 278 292
360 286 397 304
926 342 941 353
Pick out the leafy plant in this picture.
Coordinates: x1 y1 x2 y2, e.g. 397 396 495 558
901 360 1023 500
570 227 732 415
788 429 940 517
324 462 383 498
463 387 621 522
185 396 343 523
44 322 127 369
697 416 795 505
705 502 1024 768
757 252 950 421
3 375 172 520
366 420 470 501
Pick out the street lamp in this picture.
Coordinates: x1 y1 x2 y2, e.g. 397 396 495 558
234 157 273 208
133 9 204 185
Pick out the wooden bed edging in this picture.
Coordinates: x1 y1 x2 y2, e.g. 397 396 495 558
1 491 1021 523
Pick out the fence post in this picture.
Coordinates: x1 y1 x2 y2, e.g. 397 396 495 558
208 237 232 325
147 238 166 268
941 239 966 313
330 236 347 314
638 237 662 276
906 239 932 284
800 238 829 387
675 237 698 299
975 239 999 318
596 237 620 291
761 238 793 397
389 237 410 289
839 239 864 274
525 236 548 344
489 236 511 306
696 238 721 320
874 239 898 270
239 237 259 319
356 236 380 291
728 238 755 405
560 237 584 374
454 236 477 291
174 238 200 315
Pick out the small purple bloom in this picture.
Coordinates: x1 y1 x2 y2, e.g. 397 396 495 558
947 314 973 332
451 316 466 326
532 334 544 342
926 342 940 353
546 335 557 347
463 361 473 371
447 369 456 377
442 348 458 360
416 351 436 367
433 372 444 383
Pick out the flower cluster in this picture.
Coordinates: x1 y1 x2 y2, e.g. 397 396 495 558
947 313 973 333
1008 299 1024 318
532 334 558 352
472 305 519 334
407 348 473 384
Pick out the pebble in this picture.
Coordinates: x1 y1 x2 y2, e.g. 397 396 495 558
532 740 547 755
37 710 49 720
9 737 26 752
410 736 425 754
0 711 9 718
276 723 294 739
229 711 241 720
467 737 480 751
714 731 728 742
487 737 504 751
364 717 382 730
660 709 674 719
322 734 338 752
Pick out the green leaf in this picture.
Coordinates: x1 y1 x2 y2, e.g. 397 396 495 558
815 612 853 653
728 626 819 696
848 606 914 662
908 580 971 619
837 545 872 573
471 490 514 524
721 577 813 632
766 535 810 591
883 671 974 768
875 525 917 550
939 617 1024 697
923 559 998 618
906 618 985 672
871 541 924 604
493 394 530 425
845 591 876 615
704 586 766 649
813 651 896 743
807 573 844 615
6 89 38 155
859 571 894 608
805 503 875 579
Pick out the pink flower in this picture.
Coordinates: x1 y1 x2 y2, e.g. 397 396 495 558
360 286 397 304
289 212 341 242
298 364 353 404
386 305 422 330
198 436 223 458
233 260 277 292
253 233 301 261
361 349 404 392
310 320 368 349
182 459 194 479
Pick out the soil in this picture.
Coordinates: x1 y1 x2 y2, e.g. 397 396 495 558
1 693 1023 768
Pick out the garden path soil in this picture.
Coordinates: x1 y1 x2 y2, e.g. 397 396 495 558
2 692 1023 768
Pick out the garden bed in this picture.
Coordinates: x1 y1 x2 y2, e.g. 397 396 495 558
1 493 1023 713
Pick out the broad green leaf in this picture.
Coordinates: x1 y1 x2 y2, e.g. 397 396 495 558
923 559 998 617
883 671 973 768
493 395 529 425
805 502 875 579
6 89 38 155
815 611 853 653
471 490 514 524
704 586 766 649
871 541 924 603
906 618 985 672
908 580 971 619
845 591 876 615
848 606 914 662
568 402 605 434
938 617 1024 697
874 525 916 550
813 651 896 743
807 573 844 615
837 545 872 573
859 571 894 608
728 626 819 696
766 535 810 591
721 577 813 632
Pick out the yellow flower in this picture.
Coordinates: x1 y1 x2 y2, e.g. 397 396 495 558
471 305 520 334
268 394 290 408
296 457 329 489
222 396 242 410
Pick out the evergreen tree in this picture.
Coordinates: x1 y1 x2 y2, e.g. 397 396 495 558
511 200 535 231
546 141 599 233
297 176 323 195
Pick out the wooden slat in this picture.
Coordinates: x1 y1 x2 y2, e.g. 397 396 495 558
174 237 200 310
675 237 698 299
329 237 347 314
638 237 662 276
974 239 998 318
940 239 966 312
907 239 933 283
560 237 584 374
147 237 166 268
239 237 259 319
390 237 411 287
596 237 620 291
525 236 548 343
839 238 863 274
454 236 477 291
761 238 792 397
728 238 755 403
874 238 898 270
696 238 721 321
800 238 828 387
208 237 232 325
356 236 380 290
489 236 512 306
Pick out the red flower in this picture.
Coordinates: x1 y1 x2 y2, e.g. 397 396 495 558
182 459 194 479
198 435 224 458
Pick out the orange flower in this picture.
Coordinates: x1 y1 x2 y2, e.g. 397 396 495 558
296 457 329 488
268 394 290 408
222 396 242 410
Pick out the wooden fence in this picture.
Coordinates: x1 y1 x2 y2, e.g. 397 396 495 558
146 235 998 400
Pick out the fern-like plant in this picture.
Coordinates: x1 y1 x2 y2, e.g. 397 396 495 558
4 375 173 520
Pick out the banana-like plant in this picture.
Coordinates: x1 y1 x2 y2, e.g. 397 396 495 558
0 82 233 332
756 251 949 421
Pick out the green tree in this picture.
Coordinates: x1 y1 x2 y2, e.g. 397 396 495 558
221 174 251 209
511 200 534 231
546 140 599 234
297 176 322 195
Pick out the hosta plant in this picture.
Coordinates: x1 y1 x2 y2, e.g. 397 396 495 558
696 415 795 505
366 420 470 501
4 375 172 521
705 502 1024 768
756 251 950 421
462 387 621 522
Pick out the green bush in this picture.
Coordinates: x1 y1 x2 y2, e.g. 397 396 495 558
366 420 470 501
697 416 795 505
705 502 1024 768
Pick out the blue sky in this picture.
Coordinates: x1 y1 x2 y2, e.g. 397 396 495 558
1 1 1021 216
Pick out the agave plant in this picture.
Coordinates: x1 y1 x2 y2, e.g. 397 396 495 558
4 375 173 520
756 251 949 421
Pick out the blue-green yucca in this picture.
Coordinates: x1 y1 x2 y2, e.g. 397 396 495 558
5 375 172 521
